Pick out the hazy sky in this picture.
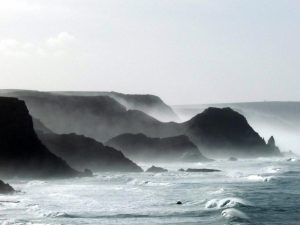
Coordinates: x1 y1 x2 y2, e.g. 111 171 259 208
0 0 299 104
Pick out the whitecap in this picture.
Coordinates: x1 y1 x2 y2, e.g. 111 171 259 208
287 158 297 162
25 180 46 187
221 208 249 220
205 197 253 209
247 175 273 182
209 188 225 194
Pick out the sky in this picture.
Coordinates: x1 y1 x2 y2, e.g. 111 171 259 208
0 0 299 105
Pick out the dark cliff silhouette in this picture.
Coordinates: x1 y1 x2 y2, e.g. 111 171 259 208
106 133 210 162
183 107 281 157
0 91 181 142
0 97 79 178
37 132 143 172
0 90 281 158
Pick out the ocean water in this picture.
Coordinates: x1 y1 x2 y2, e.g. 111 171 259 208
1 158 300 225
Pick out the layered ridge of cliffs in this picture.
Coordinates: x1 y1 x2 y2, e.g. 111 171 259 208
183 107 281 157
106 133 210 162
0 97 78 178
0 91 181 142
37 132 143 172
0 90 281 158
55 91 180 122
0 90 179 122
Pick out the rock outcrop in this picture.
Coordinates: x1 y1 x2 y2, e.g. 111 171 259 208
0 97 79 178
0 180 15 194
183 107 281 157
146 166 168 173
37 132 143 172
106 133 210 162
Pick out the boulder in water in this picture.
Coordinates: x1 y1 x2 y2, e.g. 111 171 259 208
146 166 168 173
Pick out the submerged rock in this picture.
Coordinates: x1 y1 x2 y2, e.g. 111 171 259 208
146 166 168 173
0 180 15 194
186 168 221 173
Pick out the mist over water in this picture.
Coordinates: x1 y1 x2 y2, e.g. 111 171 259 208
174 103 300 155
1 158 300 225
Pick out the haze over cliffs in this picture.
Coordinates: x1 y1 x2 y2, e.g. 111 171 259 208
55 91 180 122
0 97 78 178
175 102 300 153
0 90 281 158
183 108 281 157
107 133 210 162
0 90 181 142
38 132 143 172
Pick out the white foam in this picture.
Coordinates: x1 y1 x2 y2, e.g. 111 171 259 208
287 158 297 162
205 197 252 209
247 175 273 182
221 208 249 220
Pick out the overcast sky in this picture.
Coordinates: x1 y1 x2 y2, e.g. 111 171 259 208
0 0 299 104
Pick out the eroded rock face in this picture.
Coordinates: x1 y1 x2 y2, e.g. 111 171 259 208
106 133 210 163
37 132 143 172
0 97 79 178
146 166 168 173
0 180 15 194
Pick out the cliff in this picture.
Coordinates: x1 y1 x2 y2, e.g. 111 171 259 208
0 91 181 142
183 107 281 157
0 97 79 178
106 133 210 162
37 132 143 172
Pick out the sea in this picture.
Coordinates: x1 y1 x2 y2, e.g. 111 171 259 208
1 157 299 225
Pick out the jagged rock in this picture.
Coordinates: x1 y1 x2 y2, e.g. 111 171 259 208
0 180 15 194
106 133 210 162
146 166 168 173
186 168 221 172
0 97 79 178
267 136 276 147
37 132 143 172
